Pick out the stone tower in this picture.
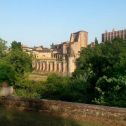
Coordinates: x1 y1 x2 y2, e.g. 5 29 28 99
68 31 88 76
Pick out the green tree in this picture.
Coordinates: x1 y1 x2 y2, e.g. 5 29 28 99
41 74 70 100
11 41 22 51
94 37 98 45
5 41 32 78
0 38 7 58
95 75 126 107
0 61 16 85
73 38 126 106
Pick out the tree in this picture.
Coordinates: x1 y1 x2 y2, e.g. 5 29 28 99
95 75 126 107
41 74 70 100
0 38 7 58
5 41 32 78
0 61 16 85
11 41 22 51
94 37 98 45
73 38 126 106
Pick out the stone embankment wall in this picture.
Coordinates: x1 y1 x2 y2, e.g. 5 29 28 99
0 97 126 125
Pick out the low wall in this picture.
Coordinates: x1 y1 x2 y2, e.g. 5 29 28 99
0 97 126 126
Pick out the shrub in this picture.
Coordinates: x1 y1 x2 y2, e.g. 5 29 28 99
95 75 126 107
40 74 70 100
14 79 43 99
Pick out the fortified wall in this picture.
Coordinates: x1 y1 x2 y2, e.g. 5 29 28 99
23 31 88 76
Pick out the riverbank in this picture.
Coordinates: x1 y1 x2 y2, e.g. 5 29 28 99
0 97 126 126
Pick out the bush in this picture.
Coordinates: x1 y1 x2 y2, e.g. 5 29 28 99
40 74 70 100
95 75 126 107
14 79 43 99
40 74 91 103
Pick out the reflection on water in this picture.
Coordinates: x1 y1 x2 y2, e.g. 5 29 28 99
0 107 100 126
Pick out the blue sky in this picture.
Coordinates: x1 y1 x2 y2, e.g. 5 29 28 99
0 0 126 47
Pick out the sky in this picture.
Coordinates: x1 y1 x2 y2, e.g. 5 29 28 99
0 0 126 47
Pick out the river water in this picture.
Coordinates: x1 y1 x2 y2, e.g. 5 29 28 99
0 107 102 126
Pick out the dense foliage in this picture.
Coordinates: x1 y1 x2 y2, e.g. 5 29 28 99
14 79 42 98
0 37 126 107
5 42 32 78
73 38 126 107
0 39 32 86
0 61 16 85
22 38 125 107
0 38 7 58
